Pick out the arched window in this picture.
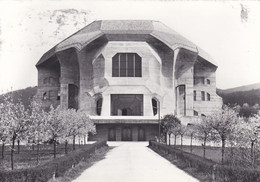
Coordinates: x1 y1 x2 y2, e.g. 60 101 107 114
43 92 47 100
193 110 198 116
152 98 158 116
206 79 210 85
96 98 103 116
112 53 142 77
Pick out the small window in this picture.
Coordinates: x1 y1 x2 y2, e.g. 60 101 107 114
152 98 158 116
207 79 210 85
207 93 210 101
201 91 205 101
194 110 198 116
57 91 60 100
201 114 206 117
96 98 103 116
193 90 196 101
43 92 47 100
201 77 205 84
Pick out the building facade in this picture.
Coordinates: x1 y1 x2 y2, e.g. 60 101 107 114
36 20 222 141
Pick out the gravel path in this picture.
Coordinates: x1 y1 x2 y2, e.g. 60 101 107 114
72 142 199 182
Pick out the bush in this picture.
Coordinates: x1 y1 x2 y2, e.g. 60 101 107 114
149 141 260 182
0 141 107 182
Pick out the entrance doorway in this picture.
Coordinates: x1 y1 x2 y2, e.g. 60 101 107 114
122 127 132 141
138 127 145 141
108 127 116 141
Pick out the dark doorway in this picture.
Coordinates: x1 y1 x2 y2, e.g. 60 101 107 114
68 84 78 110
108 127 116 141
122 127 132 141
138 127 145 141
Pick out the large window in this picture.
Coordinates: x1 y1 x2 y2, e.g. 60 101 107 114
152 98 158 116
112 53 142 77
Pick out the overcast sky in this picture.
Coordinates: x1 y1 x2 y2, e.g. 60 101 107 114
0 0 260 93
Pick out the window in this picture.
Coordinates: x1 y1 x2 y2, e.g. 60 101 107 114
193 90 196 101
201 91 205 101
207 79 210 85
57 91 60 100
194 110 198 116
201 77 205 84
201 114 206 117
207 93 210 101
96 98 103 116
43 92 47 100
112 53 142 77
152 98 158 116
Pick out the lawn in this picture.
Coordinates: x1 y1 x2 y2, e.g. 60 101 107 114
0 143 88 170
174 145 222 163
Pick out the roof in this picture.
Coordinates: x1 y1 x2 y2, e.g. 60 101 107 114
36 20 217 66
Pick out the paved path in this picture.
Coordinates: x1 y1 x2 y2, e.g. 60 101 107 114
72 142 199 182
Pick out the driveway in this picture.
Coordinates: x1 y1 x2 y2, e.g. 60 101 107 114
72 142 199 182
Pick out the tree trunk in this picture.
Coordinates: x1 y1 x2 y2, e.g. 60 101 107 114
78 137 80 147
73 135 76 150
251 141 255 167
37 140 40 164
2 142 5 159
32 140 35 151
11 136 16 170
180 135 183 150
53 139 56 159
174 135 177 146
84 135 86 145
65 140 68 154
190 133 193 152
221 138 225 164
168 133 171 146
203 136 206 158
17 140 20 154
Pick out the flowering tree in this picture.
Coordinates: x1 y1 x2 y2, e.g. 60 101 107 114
195 116 213 158
2 95 30 170
0 102 9 159
44 105 66 159
178 124 187 149
27 100 49 163
161 114 181 145
208 105 239 164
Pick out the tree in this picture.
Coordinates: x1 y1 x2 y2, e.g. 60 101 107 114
178 124 187 150
196 116 213 158
0 102 8 159
161 114 181 145
186 123 196 152
2 95 30 170
45 105 66 159
237 113 260 167
208 105 238 164
27 100 48 163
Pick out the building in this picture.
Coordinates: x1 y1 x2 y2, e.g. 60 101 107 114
36 20 222 141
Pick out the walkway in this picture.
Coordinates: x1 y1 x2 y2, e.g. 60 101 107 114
72 142 199 182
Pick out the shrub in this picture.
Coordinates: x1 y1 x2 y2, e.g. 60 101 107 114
149 141 260 182
0 141 107 182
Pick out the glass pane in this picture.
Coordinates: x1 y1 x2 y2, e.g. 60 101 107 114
120 53 127 77
112 54 119 77
127 54 134 77
135 54 142 77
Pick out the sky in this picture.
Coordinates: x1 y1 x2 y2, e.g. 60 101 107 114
0 0 260 93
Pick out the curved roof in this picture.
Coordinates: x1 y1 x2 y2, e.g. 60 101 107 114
36 20 217 66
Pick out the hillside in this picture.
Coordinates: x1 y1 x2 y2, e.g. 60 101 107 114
219 83 260 94
0 86 37 109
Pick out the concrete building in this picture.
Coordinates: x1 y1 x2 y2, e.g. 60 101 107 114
36 20 222 141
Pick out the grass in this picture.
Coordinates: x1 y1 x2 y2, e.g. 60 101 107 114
173 145 222 163
0 143 89 170
48 146 111 182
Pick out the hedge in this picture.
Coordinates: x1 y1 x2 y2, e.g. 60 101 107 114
0 140 107 182
149 141 260 182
